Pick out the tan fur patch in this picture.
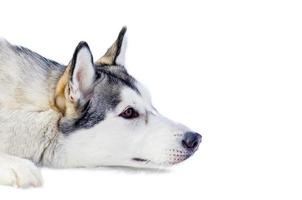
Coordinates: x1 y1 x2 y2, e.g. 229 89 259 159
96 41 118 65
54 66 69 113
53 65 78 117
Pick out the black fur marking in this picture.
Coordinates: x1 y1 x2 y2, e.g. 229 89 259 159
59 89 120 134
74 91 120 130
95 64 140 95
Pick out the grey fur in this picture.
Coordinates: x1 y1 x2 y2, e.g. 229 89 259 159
0 36 138 158
1 40 138 135
59 68 134 134
58 42 139 134
0 28 200 188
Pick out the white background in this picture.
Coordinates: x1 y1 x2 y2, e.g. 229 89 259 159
0 0 301 199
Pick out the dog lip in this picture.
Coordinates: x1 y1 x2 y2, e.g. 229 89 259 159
168 154 191 165
132 157 149 162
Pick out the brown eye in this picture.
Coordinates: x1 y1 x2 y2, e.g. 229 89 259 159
119 107 139 119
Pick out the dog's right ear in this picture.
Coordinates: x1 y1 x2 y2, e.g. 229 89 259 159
96 27 127 66
54 41 95 116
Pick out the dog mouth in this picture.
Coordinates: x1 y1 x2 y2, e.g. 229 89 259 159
132 157 149 162
131 151 194 166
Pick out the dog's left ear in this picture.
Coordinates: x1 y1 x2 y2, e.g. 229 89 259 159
96 27 127 66
69 41 95 102
55 41 95 115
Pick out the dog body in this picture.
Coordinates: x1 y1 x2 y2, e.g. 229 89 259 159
0 39 64 165
0 28 201 187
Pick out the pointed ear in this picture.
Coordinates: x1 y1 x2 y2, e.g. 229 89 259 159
54 41 95 114
96 26 127 66
69 41 95 102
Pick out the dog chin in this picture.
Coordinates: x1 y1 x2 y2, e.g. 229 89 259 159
129 154 194 169
127 159 187 170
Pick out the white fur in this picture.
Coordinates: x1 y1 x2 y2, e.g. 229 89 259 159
0 37 197 188
0 39 53 111
53 85 191 168
0 153 42 188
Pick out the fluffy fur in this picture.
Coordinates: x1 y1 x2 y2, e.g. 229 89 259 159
0 27 201 188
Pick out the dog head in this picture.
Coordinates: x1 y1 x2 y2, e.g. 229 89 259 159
54 27 202 168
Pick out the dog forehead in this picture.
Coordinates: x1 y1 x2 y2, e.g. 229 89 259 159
120 86 141 102
119 82 152 109
92 67 152 112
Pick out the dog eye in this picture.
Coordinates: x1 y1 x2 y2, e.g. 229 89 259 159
119 107 139 119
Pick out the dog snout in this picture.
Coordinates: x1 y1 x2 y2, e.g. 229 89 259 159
182 132 202 151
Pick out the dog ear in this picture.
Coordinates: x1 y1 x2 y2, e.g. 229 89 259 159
55 41 95 115
68 41 95 102
96 26 127 66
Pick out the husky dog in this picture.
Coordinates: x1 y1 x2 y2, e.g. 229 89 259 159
0 27 202 188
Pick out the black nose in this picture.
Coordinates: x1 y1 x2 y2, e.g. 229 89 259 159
182 132 202 151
